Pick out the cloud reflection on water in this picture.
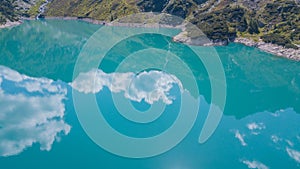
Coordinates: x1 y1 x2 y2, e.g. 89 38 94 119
0 66 70 157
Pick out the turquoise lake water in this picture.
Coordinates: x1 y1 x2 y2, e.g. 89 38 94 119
0 20 300 169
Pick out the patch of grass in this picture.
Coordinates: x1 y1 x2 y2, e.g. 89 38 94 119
261 33 298 49
27 0 46 17
45 0 139 21
42 0 300 48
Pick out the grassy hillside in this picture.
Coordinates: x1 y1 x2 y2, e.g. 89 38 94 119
45 0 139 21
44 0 300 48
191 0 300 48
0 0 18 24
259 0 300 47
1 0 299 48
0 0 40 24
26 0 47 17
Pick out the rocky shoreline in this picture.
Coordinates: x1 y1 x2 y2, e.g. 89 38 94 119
0 17 299 61
0 20 23 29
43 16 107 25
234 38 300 61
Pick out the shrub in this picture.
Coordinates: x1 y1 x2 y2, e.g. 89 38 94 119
285 43 299 49
261 33 290 46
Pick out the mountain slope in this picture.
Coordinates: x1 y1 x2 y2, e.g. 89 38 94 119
1 0 299 49
45 0 139 21
0 0 19 24
43 0 300 49
0 0 41 24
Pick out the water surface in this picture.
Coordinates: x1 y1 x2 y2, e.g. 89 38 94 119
0 20 300 169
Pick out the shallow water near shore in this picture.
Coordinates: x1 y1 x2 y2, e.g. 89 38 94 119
0 20 300 169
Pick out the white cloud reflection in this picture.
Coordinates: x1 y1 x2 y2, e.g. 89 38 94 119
229 108 300 168
247 122 265 135
0 66 70 157
71 69 183 105
242 160 269 169
286 147 300 164
234 130 247 146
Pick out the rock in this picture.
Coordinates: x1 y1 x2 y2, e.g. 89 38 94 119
234 37 300 61
0 20 22 29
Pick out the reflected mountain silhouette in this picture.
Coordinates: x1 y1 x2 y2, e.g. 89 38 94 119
0 20 299 119
217 43 300 118
0 20 101 82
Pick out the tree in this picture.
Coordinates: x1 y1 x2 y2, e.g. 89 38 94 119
248 19 260 34
0 0 18 22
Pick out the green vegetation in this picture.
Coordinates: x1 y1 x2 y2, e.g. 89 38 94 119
0 0 18 24
45 0 139 21
137 0 169 13
27 0 46 17
191 6 248 42
1 0 299 49
262 33 298 49
190 0 300 48
248 18 260 34
258 0 300 47
0 0 40 24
